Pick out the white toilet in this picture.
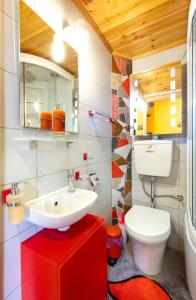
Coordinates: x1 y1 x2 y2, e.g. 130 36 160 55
126 140 173 275
125 205 171 275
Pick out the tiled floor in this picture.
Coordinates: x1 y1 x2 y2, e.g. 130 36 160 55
149 247 192 300
108 245 192 300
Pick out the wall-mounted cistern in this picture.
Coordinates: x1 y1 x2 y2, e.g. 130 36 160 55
67 169 75 192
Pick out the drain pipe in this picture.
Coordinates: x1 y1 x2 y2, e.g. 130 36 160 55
141 176 184 203
150 177 155 208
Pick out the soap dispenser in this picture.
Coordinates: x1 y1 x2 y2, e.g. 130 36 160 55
7 182 25 224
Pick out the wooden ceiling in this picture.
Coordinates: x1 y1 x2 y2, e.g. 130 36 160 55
73 0 190 60
131 61 181 102
20 0 78 76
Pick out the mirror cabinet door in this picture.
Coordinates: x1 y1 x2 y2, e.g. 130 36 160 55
131 61 184 136
19 0 78 133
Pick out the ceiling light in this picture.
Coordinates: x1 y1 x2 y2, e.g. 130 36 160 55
52 33 65 63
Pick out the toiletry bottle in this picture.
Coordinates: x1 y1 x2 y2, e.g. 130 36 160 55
7 183 25 224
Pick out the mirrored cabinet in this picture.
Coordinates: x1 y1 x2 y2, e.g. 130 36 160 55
130 61 185 136
19 0 79 133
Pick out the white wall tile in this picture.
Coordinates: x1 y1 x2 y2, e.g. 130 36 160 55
0 129 36 185
88 161 111 186
0 10 19 75
156 161 179 186
0 70 20 129
177 161 187 187
156 204 179 234
0 226 36 298
179 185 187 210
36 140 68 177
6 285 21 300
98 203 112 224
79 103 112 137
1 0 18 22
87 138 112 164
67 141 88 169
155 183 180 209
167 231 180 251
36 171 67 196
172 140 180 162
132 179 149 204
90 182 111 217
179 137 187 162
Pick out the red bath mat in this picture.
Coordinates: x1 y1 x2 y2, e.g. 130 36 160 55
108 275 172 300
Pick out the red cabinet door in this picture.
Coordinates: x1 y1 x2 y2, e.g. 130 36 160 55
21 214 107 300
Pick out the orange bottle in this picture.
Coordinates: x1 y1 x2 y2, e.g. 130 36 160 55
40 112 52 130
53 109 65 132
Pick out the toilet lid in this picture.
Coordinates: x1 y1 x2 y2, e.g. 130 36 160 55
125 205 171 243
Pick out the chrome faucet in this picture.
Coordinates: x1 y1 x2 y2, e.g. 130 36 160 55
67 169 75 192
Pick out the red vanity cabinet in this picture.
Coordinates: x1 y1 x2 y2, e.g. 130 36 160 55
21 214 107 300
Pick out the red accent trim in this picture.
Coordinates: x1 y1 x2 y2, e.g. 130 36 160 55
75 171 80 180
89 110 94 116
83 153 88 161
2 189 11 204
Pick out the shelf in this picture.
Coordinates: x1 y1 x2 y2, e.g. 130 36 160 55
12 137 94 145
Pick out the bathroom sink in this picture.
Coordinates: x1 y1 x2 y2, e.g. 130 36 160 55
25 188 97 231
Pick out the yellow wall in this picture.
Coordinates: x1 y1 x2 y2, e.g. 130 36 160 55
153 97 181 134
136 96 182 135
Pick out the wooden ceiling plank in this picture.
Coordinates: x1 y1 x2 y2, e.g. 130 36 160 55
104 0 190 40
131 61 181 95
85 0 136 23
114 20 187 55
72 0 113 52
97 0 169 32
113 37 186 61
110 9 188 51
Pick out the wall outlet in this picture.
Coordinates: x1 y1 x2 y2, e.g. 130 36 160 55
2 189 11 204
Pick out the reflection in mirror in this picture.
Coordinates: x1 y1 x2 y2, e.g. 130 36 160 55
19 0 78 133
131 61 182 136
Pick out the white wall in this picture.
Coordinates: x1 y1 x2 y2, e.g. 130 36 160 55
132 44 187 74
0 0 112 299
132 46 187 253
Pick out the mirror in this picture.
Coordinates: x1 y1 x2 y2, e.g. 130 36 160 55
19 0 79 133
131 61 183 136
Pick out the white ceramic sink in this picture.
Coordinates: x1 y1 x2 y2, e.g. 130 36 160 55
25 187 97 231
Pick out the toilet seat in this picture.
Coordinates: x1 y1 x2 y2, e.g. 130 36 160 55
125 205 171 244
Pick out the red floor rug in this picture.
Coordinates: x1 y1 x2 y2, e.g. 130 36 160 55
108 275 172 300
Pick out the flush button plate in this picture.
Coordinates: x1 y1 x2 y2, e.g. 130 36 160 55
145 144 155 152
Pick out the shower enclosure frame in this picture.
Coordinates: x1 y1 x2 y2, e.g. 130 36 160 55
185 1 196 299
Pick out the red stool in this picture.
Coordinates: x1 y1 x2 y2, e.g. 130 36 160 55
106 225 122 266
